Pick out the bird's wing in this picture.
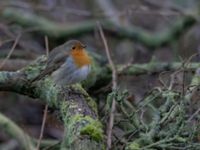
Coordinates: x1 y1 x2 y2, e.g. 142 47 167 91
30 48 69 82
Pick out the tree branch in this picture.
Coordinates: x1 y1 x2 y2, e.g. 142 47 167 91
0 112 36 150
1 8 197 48
97 23 117 150
0 56 104 150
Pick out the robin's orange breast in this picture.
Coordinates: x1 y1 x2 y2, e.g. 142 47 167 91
70 49 91 68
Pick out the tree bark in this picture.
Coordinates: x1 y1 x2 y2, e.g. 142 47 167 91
0 56 104 150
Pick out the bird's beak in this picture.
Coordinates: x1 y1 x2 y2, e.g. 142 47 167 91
82 44 86 48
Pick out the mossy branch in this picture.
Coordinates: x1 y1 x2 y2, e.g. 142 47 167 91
92 62 200 89
1 8 197 48
124 70 200 149
0 56 104 150
125 89 200 149
0 112 59 150
0 52 199 149
0 112 36 150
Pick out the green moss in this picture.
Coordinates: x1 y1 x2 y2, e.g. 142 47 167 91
176 136 186 142
23 56 47 80
61 105 79 147
80 116 103 142
86 96 98 114
35 78 59 107
65 114 103 143
127 142 140 150
191 73 200 86
0 72 7 81
24 66 41 80
70 84 98 114
60 101 69 123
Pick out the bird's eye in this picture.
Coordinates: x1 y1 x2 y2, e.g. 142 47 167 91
72 46 76 50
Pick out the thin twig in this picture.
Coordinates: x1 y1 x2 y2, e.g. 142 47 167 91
0 59 31 71
36 36 49 150
45 36 49 57
0 34 21 69
187 108 200 122
97 22 117 150
36 104 48 150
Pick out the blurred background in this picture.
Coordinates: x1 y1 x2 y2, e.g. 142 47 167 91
0 0 200 149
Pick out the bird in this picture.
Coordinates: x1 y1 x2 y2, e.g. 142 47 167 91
31 40 92 86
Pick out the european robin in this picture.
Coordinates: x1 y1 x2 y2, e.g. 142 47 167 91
31 40 92 85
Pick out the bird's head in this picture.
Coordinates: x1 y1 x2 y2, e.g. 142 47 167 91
67 40 86 53
65 40 91 68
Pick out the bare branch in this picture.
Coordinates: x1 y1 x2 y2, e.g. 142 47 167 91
37 36 49 150
97 22 117 150
0 34 21 69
